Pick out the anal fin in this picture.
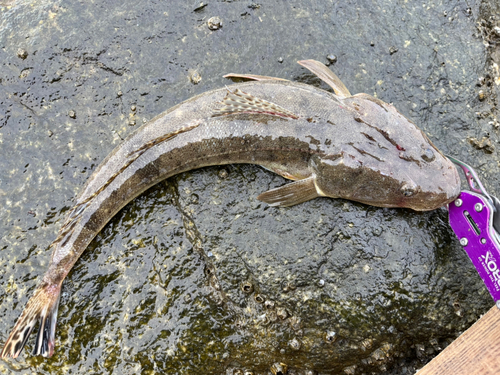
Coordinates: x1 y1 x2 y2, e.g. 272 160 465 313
213 88 299 119
257 176 319 207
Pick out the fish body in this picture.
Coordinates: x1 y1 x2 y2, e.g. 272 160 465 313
1 60 460 358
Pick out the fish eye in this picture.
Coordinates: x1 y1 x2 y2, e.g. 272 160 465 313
421 148 435 162
401 182 416 197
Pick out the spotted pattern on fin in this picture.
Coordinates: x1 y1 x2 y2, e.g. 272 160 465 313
213 88 299 119
33 291 60 357
51 120 201 250
1 283 61 358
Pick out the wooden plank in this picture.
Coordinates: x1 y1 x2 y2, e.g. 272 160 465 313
418 305 500 374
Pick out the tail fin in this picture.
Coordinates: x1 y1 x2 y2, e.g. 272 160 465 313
1 282 61 358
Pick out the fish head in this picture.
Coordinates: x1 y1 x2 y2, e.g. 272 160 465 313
313 93 461 211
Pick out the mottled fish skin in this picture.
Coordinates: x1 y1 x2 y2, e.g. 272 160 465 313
1 61 460 359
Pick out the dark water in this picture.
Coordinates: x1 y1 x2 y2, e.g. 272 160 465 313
0 0 498 374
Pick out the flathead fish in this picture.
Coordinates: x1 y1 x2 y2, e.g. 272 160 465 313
1 60 460 358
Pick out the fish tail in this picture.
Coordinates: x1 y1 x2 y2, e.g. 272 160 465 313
1 281 61 358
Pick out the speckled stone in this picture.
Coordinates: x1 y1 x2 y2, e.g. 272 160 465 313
0 0 498 374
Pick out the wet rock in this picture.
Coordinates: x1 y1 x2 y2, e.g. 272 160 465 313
271 362 288 375
490 118 499 129
254 294 265 303
276 307 288 320
19 67 30 79
207 16 222 30
241 281 254 293
188 69 202 84
288 338 301 350
16 47 28 59
325 331 337 344
264 299 275 310
193 2 207 12
0 0 497 375
326 54 337 64
469 136 495 153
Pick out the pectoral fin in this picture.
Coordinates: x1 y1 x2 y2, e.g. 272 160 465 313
213 88 299 119
223 73 288 81
297 60 351 98
257 177 319 207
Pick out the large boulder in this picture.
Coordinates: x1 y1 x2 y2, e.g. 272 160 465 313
0 0 498 374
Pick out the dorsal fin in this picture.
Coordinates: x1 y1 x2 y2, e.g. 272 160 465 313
223 73 288 81
213 88 299 119
297 60 351 98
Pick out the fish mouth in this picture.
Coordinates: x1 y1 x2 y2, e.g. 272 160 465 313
355 186 461 211
405 164 462 211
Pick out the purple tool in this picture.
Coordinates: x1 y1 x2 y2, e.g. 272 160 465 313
447 155 500 308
